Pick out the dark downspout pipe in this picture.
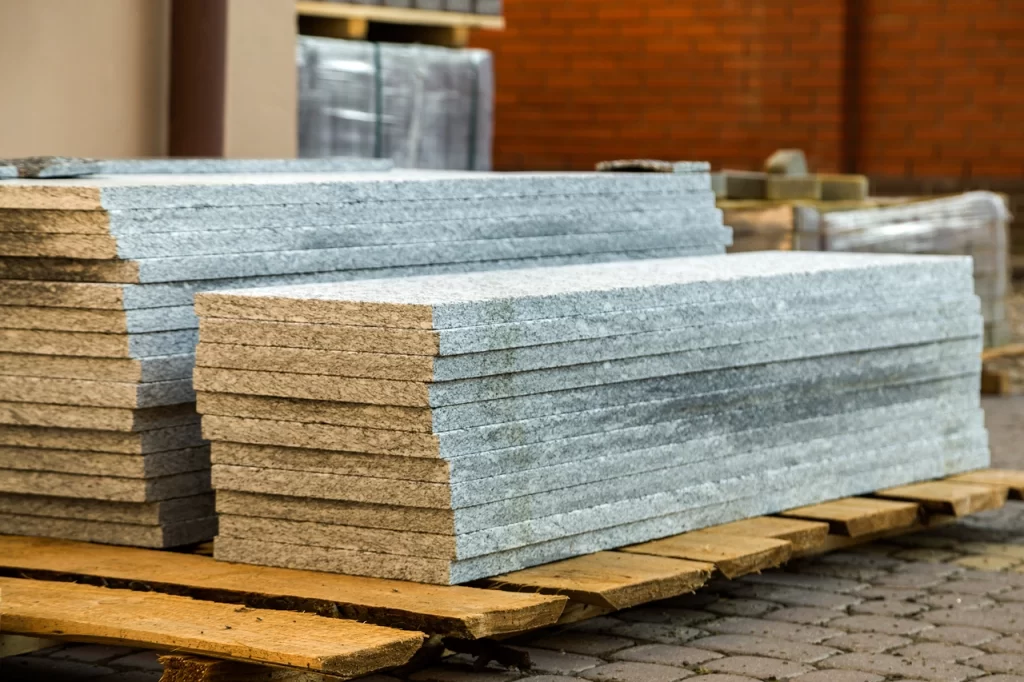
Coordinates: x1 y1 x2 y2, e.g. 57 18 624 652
168 0 228 157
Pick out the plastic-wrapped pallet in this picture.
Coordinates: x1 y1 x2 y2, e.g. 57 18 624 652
298 36 493 170
799 192 1011 347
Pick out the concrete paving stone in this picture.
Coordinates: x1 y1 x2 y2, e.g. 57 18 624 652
658 593 720 610
703 599 779 618
826 615 934 636
610 644 723 667
954 555 1023 572
525 632 634 657
848 599 928 617
563 617 625 634
922 606 1024 634
686 634 839 664
982 635 1024 654
822 633 914 654
605 622 706 645
814 552 905 571
0 656 117 680
701 655 812 679
791 672 884 682
509 648 603 675
893 548 964 563
580 661 693 682
891 561 966 578
762 607 845 626
106 651 168 671
957 543 1024 560
917 627 1003 647
930 579 1016 597
787 561 889 583
409 666 521 682
890 643 986 662
970 653 1024 673
49 645 136 664
94 672 162 682
818 653 984 682
681 677 758 682
616 608 716 626
739 572 869 594
871 572 948 589
915 593 996 610
517 677 585 682
972 676 1024 682
996 587 1024 602
856 586 930 601
725 584 863 610
699 616 843 643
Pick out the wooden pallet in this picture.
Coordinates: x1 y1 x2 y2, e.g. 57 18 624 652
297 1 504 47
0 471 1012 680
981 343 1024 395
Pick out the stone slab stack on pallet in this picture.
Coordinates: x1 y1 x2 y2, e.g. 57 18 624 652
0 160 729 548
194 252 989 585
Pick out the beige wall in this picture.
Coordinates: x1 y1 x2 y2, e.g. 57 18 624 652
0 0 170 158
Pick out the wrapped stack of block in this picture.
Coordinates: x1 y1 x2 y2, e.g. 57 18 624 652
0 162 729 548
195 252 989 584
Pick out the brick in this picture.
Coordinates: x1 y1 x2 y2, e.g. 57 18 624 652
611 644 722 667
848 600 927 617
740 572 868 594
825 615 934 636
818 653 984 682
792 672 883 682
971 653 1024 673
580 661 693 682
689 634 839 664
763 607 844 625
606 622 705 645
49 645 136 664
527 633 635 657
726 585 862 610
889 643 985 662
918 626 1002 647
510 649 603 676
702 655 812 679
700 616 842 643
823 633 913 654
704 599 778 618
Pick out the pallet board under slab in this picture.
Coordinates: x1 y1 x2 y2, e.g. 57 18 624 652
620 532 793 580
0 577 424 678
779 497 921 537
875 480 1009 517
703 516 830 553
949 468 1024 499
0 536 565 639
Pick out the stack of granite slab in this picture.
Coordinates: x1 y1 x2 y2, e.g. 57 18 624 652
194 251 989 584
0 161 730 548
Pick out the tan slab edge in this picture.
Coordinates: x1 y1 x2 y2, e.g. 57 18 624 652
705 516 830 553
1 306 133 332
949 469 1024 500
196 343 436 381
779 497 921 537
195 293 434 330
480 550 714 611
0 208 113 234
0 536 566 639
0 576 423 677
0 256 140 283
0 233 118 259
621 531 792 579
0 401 200 432
199 318 440 355
0 280 126 309
876 481 1009 517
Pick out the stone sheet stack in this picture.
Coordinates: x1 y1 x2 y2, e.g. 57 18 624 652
194 252 989 584
0 165 729 548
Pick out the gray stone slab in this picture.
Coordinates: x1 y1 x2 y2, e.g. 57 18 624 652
1 211 727 259
0 513 216 548
0 376 194 409
0 165 16 179
0 156 392 179
0 468 211 503
0 492 214 524
0 353 194 383
193 314 982 407
0 445 209 477
474 0 501 13
0 328 197 359
0 305 196 333
0 423 203 454
0 401 198 432
0 169 712 210
195 298 979 381
197 252 973 330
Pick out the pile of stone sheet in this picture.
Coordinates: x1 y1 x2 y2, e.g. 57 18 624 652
194 252 990 584
0 162 729 548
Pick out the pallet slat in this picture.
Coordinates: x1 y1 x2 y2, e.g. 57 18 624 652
620 532 792 579
779 497 921 537
296 1 504 29
481 551 714 611
875 481 1009 517
949 469 1024 499
0 536 565 639
706 516 830 553
160 654 335 682
0 577 423 678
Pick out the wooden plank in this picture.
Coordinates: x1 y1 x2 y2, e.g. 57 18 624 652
620 532 792 580
982 343 1024 361
981 367 1011 395
876 481 1009 517
706 516 830 553
480 551 714 611
298 15 369 39
949 469 1024 500
295 1 504 29
779 497 921 537
0 634 59 658
0 577 423 678
0 536 565 639
160 654 336 682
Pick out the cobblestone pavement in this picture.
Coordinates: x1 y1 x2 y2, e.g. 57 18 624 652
3 398 1022 682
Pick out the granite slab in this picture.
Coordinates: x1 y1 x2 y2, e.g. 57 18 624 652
0 445 210 477
0 328 197 358
0 491 214 524
0 401 199 432
0 423 204 454
0 376 194 408
0 468 211 502
0 156 393 179
0 305 196 333
0 353 194 383
0 513 217 548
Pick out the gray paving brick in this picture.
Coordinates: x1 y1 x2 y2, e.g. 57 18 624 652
826 614 934 636
920 606 1024 633
871 572 947 589
889 643 985 662
848 599 927 617
789 561 888 583
893 548 963 563
702 655 812 679
917 626 1002 646
105 652 162 672
930 578 1015 596
727 585 862 610
814 552 903 570
995 587 1024 601
891 562 965 577
518 677 585 682
699 616 842 643
856 586 930 600
0 656 116 680
610 644 723 667
976 676 1024 682
822 632 913 653
915 593 996 610
510 648 603 676
618 608 715 626
704 599 778 618
688 634 839 664
94 673 163 682
409 666 520 682
970 653 1024 673
49 645 136 664
659 593 720 609
682 676 759 682
762 607 844 625
791 671 884 682
527 632 634 657
818 652 984 682
580 661 693 682
741 572 868 594
606 622 706 645
565 617 625 634
982 635 1024 653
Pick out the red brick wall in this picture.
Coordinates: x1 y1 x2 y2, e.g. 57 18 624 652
472 1 1024 180
857 0 1024 179
471 1 847 172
